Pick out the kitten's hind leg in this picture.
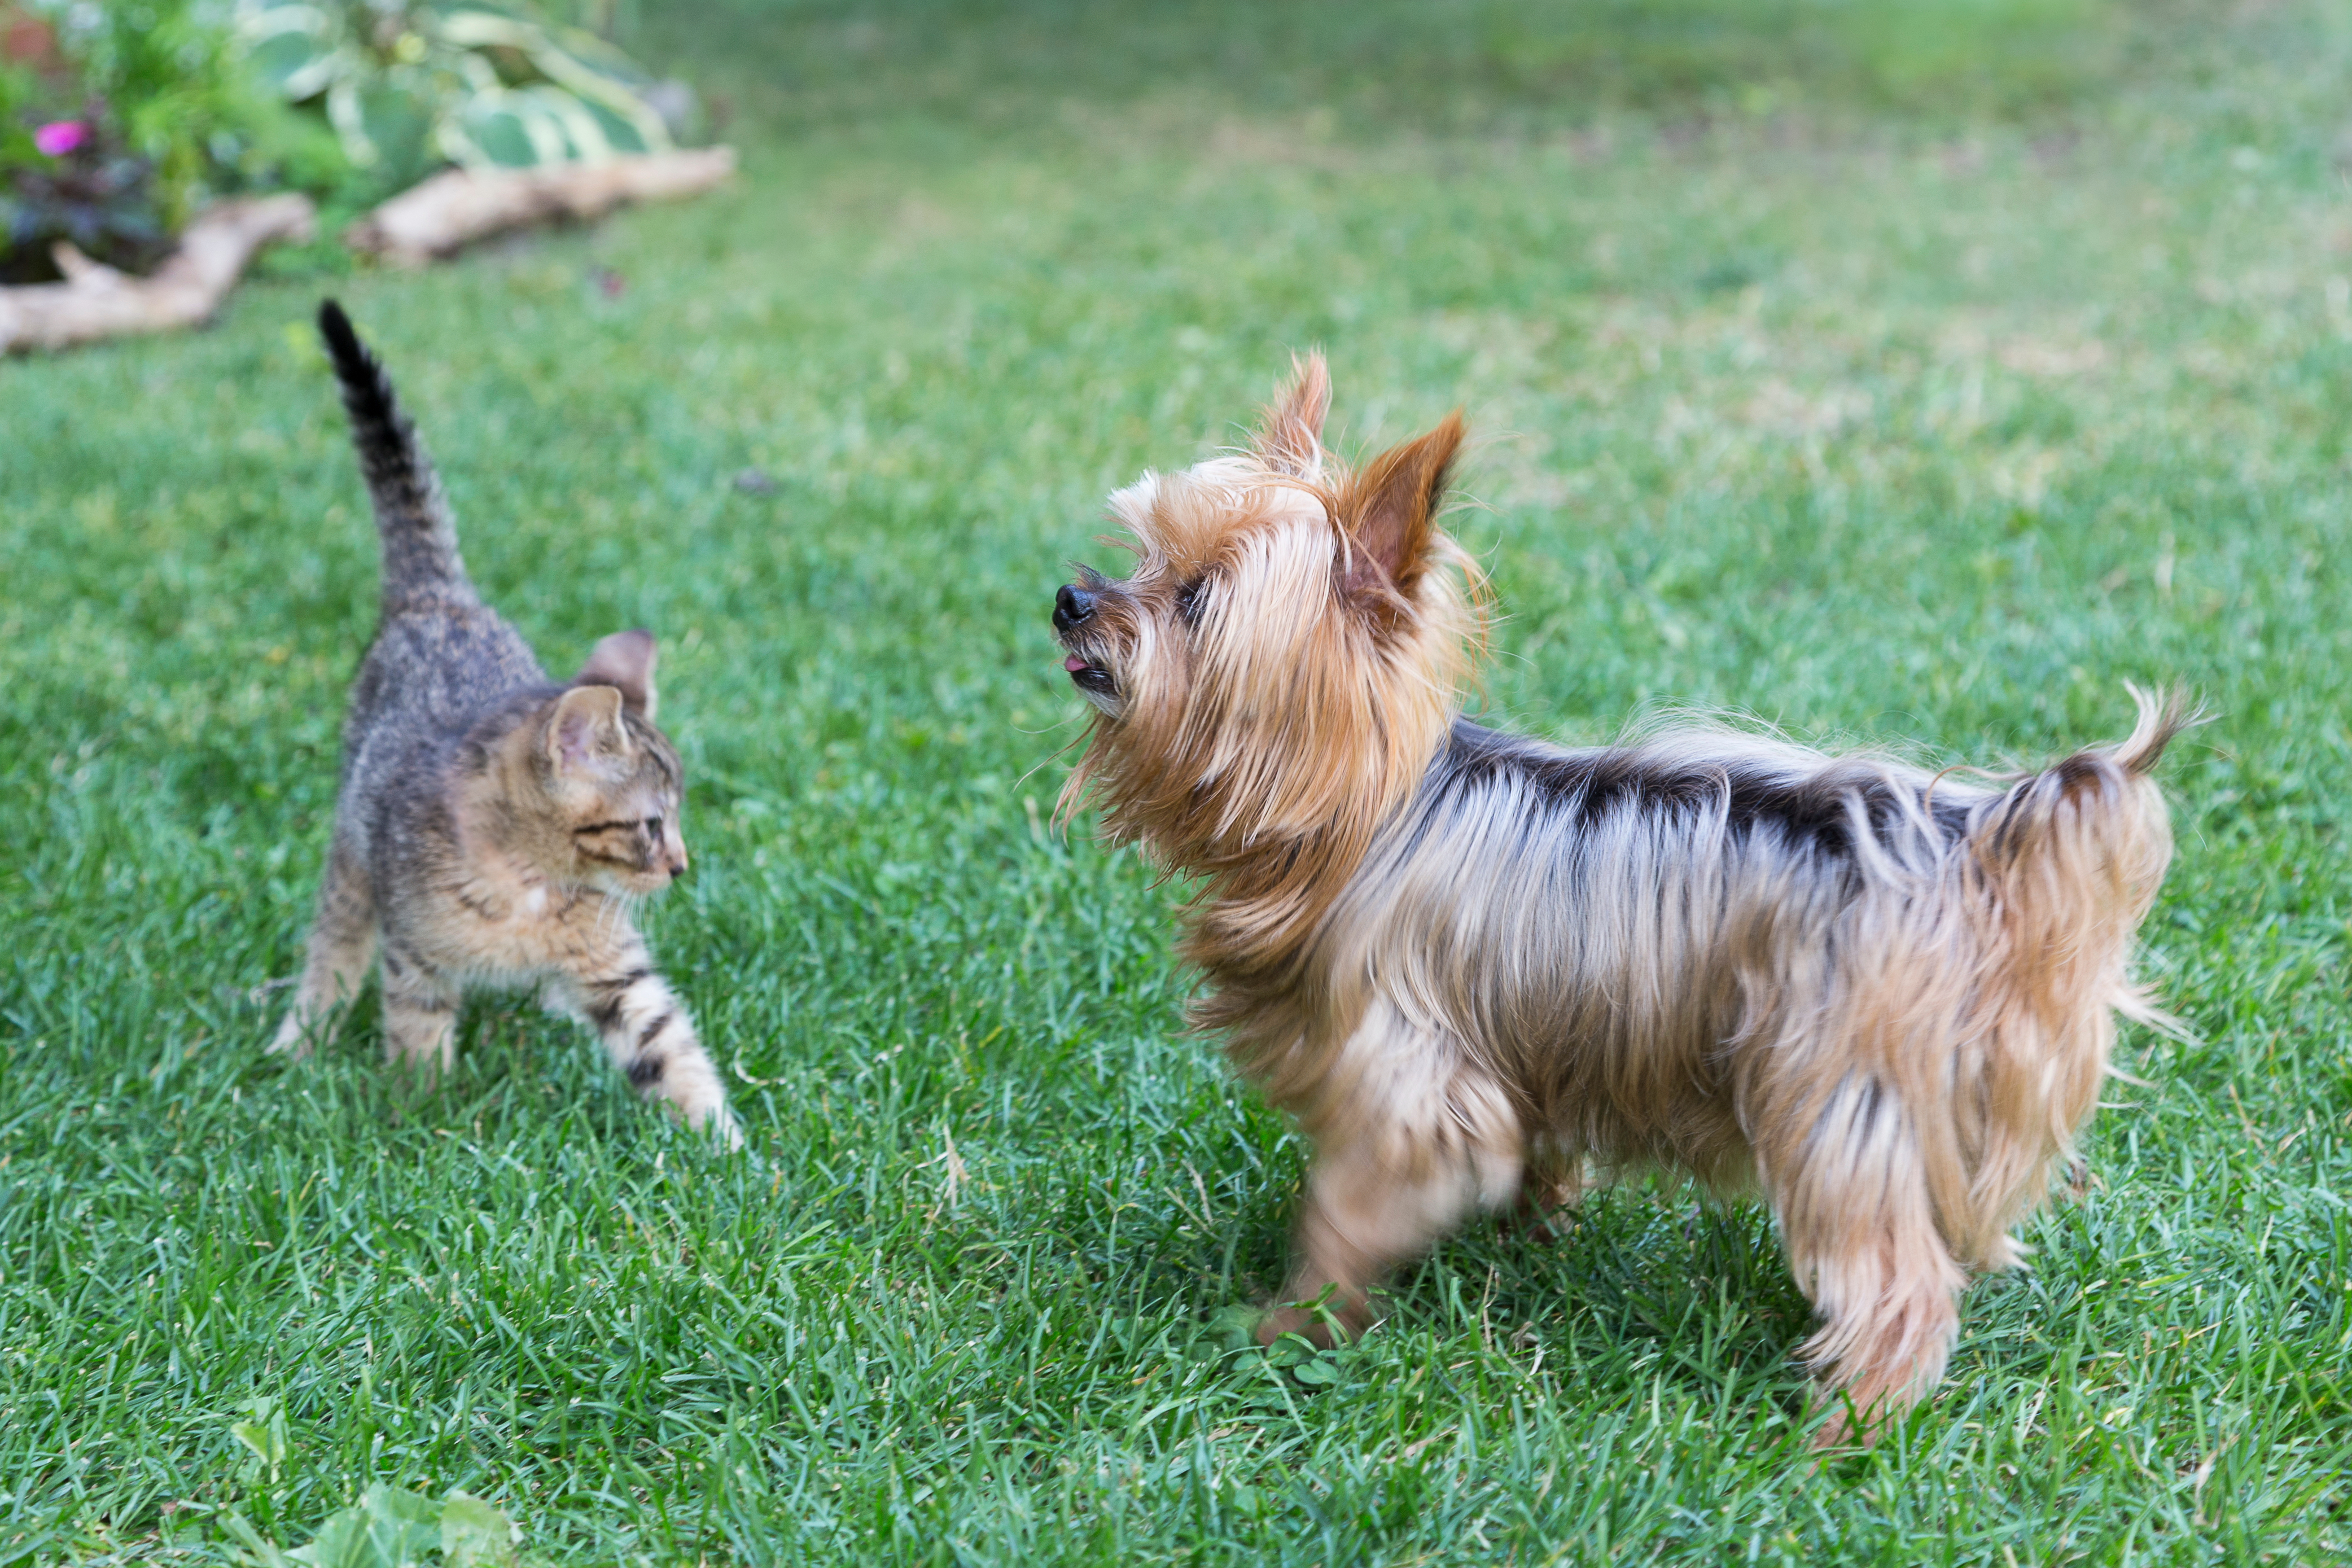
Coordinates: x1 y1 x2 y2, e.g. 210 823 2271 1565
380 946 462 1079
559 942 739 1149
271 840 377 1058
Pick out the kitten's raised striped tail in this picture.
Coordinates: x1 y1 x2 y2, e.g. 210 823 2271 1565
318 299 470 605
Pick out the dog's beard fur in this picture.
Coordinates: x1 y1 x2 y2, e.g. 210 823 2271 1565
1056 353 2189 1445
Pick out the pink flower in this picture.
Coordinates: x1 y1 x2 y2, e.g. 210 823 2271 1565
33 120 87 157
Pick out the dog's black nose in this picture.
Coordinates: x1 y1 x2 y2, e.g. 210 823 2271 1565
1054 583 1097 633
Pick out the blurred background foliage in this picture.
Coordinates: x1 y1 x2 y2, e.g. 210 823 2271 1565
234 2 691 190
0 0 343 279
629 0 2144 137
0 0 691 283
0 0 2306 287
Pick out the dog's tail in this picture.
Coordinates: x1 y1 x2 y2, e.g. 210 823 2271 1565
1975 684 2192 861
1968 684 2197 1031
317 299 471 606
1931 686 2196 1258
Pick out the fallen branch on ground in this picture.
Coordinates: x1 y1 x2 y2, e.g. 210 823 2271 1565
345 147 739 267
0 195 317 354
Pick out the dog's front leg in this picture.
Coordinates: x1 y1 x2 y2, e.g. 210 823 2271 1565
1260 1013 1521 1346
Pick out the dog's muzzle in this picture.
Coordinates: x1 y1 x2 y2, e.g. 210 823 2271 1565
1053 583 1116 697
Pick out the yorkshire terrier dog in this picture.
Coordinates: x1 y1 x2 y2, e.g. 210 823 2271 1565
1053 355 2184 1442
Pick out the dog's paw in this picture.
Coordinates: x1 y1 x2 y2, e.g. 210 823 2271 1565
1255 1305 1321 1348
2062 1158 2097 1200
1205 1303 1268 1352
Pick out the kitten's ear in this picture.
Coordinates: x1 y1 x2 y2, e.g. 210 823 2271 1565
576 629 658 720
1336 410 1464 614
549 685 629 775
1250 352 1330 479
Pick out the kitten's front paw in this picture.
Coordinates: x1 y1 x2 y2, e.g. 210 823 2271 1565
676 1094 743 1151
706 1109 746 1153
268 1013 314 1059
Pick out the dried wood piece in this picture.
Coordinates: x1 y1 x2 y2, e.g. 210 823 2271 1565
345 147 739 267
0 194 317 354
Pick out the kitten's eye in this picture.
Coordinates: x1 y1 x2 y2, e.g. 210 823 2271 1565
644 815 663 838
1174 579 1206 628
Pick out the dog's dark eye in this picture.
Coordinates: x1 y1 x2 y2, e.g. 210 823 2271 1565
1174 579 1206 627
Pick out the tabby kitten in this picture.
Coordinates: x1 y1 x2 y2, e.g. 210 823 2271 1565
271 300 738 1147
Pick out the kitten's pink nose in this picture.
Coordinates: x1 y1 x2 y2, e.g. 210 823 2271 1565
667 847 688 878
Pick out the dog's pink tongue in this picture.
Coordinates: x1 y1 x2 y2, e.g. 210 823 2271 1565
1063 656 1089 673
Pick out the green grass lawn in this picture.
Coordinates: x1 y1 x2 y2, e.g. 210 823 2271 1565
6 1 2352 1561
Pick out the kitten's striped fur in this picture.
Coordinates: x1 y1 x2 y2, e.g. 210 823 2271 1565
271 301 736 1147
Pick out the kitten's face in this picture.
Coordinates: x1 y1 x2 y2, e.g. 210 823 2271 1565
544 685 689 895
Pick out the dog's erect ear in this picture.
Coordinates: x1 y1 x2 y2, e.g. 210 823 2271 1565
549 684 629 774
576 629 658 720
1337 410 1464 610
1251 352 1330 479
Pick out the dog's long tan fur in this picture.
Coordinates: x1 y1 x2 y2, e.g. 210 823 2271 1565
1054 355 2185 1442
